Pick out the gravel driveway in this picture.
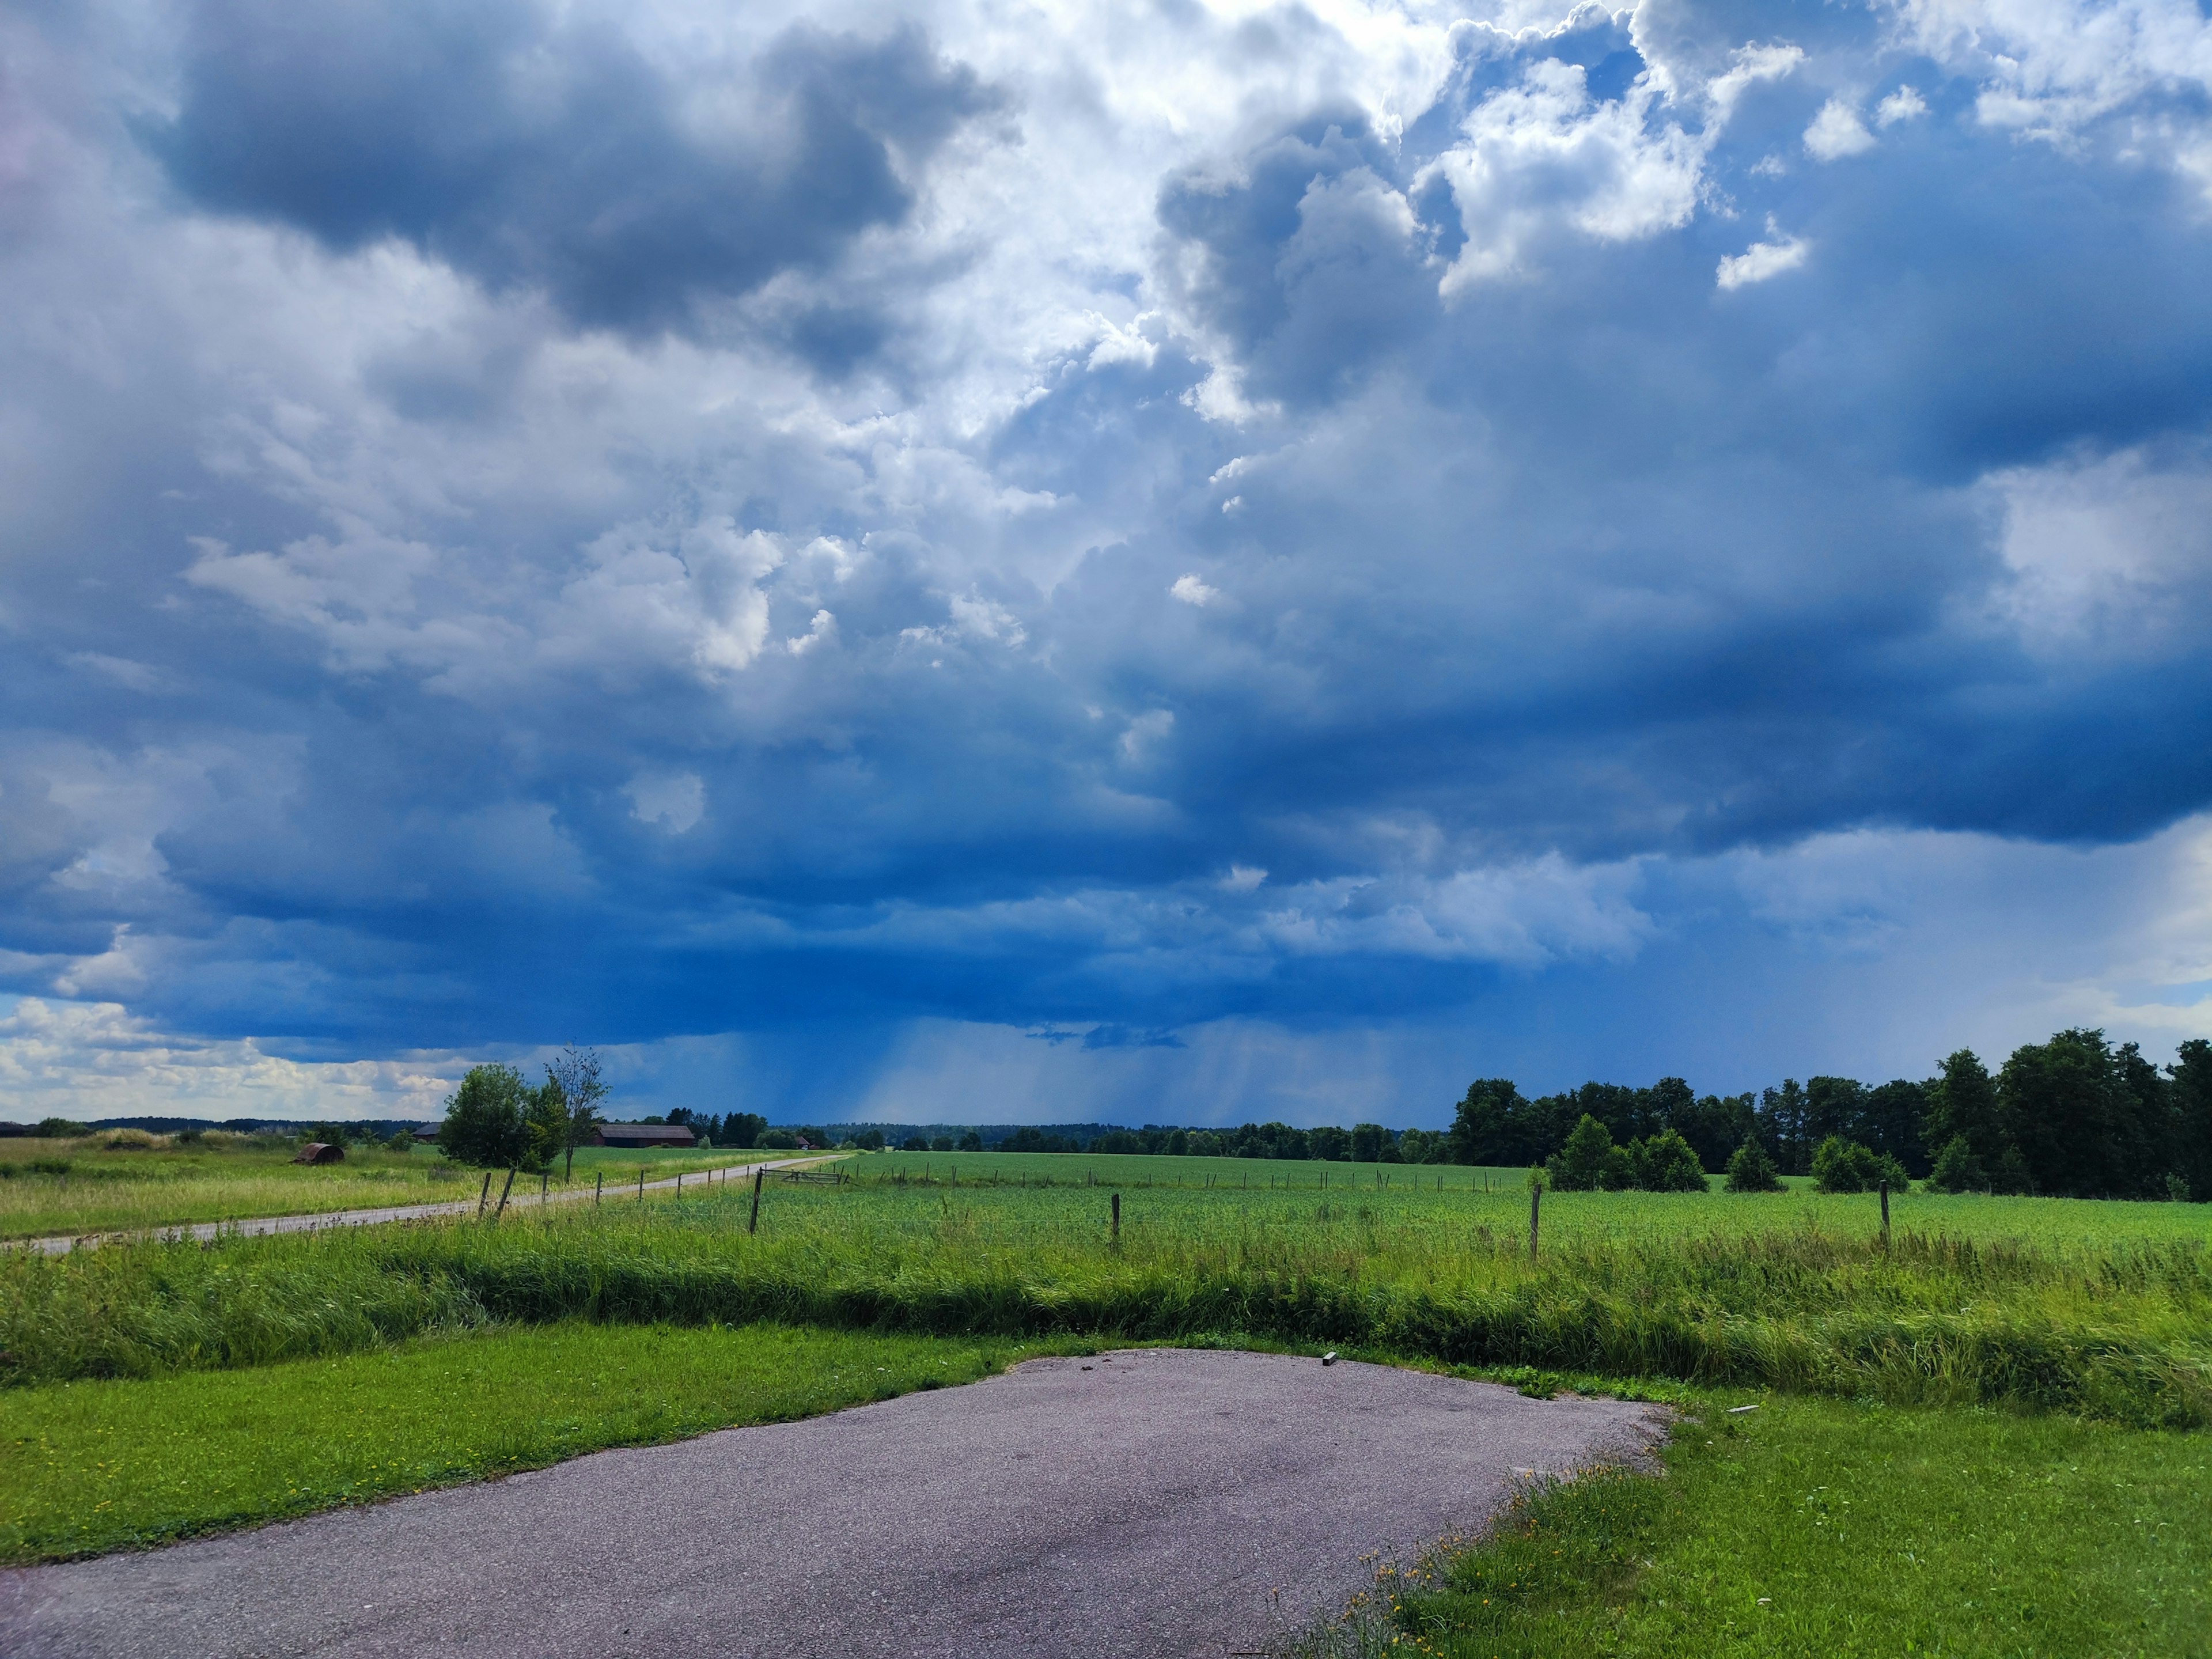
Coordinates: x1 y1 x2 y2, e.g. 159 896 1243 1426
0 1347 1666 1659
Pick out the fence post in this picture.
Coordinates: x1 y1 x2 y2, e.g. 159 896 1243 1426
541 1170 548 1204
1110 1191 1120 1244
638 1168 645 1203
1879 1179 1891 1241
749 1166 764 1235
596 1172 603 1208
1529 1181 1541 1261
494 1168 516 1219
476 1170 491 1219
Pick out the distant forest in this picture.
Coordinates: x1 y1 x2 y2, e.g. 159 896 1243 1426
756 1028 2212 1203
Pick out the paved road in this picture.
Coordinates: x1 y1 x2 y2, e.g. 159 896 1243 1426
0 1348 1665 1659
12 1156 840 1256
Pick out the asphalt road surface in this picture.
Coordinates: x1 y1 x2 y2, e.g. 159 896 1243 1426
0 1348 1666 1659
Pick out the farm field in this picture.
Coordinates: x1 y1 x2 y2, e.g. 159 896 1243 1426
858 1147 2212 1248
0 1321 1074 1563
0 1135 777 1240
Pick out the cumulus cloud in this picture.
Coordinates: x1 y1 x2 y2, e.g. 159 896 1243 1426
1803 96 1877 160
2 0 2211 1121
1715 218 1812 286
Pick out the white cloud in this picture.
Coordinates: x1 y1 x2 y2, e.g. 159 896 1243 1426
1219 863 1267 891
786 608 837 655
1170 573 1220 606
1804 96 1878 160
1716 219 1812 289
1876 85 1930 126
0 997 461 1122
1436 59 1711 290
1979 444 2212 656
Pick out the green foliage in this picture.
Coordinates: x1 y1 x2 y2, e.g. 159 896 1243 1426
1548 1115 1619 1191
1724 1138 1783 1194
1926 1134 1987 1194
435 1066 541 1171
1553 1118 1709 1194
300 1123 354 1149
759 1128 801 1149
1810 1137 1909 1195
33 1120 88 1139
1633 1130 1708 1193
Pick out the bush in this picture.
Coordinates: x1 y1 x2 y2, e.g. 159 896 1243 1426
1812 1137 1912 1195
35 1119 89 1138
1724 1138 1783 1192
97 1128 164 1151
957 1131 983 1152
759 1128 801 1150
1926 1134 1987 1194
1547 1115 1616 1191
1634 1129 1709 1192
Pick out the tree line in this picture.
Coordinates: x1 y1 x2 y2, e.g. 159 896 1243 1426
865 1028 2209 1202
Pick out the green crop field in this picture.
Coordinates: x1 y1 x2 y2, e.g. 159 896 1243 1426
0 1134 778 1240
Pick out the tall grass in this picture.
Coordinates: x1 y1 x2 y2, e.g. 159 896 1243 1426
3 1181 2206 1423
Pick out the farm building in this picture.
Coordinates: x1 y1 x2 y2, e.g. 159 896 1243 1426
411 1124 441 1143
590 1123 697 1148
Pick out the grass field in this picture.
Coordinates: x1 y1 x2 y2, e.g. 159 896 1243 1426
0 1136 778 1240
2 1158 2208 1649
7 1171 2206 1423
0 1321 1077 1563
1304 1389 2211 1658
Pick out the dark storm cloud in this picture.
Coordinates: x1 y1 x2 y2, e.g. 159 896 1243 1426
152 0 1001 337
5 0 2212 1108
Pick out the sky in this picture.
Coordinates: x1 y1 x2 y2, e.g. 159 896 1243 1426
4 0 2212 1127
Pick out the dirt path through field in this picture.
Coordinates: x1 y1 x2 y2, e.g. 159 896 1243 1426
0 1347 1665 1659
11 1154 844 1256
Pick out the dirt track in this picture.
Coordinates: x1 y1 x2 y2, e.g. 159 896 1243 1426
0 1347 1665 1659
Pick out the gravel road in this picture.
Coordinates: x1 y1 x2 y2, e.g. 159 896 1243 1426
0 1347 1666 1659
13 1156 835 1256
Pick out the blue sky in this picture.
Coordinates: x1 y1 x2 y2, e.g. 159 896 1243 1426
4 0 2212 1125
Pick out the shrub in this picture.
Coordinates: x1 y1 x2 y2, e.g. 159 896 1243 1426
1812 1137 1912 1195
1635 1129 1709 1192
35 1119 89 1139
958 1131 983 1152
1548 1115 1617 1191
97 1128 164 1151
759 1128 801 1150
1724 1138 1783 1192
1926 1134 1987 1194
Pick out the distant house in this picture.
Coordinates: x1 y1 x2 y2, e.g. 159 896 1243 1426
292 1142 345 1165
590 1123 698 1149
411 1124 441 1143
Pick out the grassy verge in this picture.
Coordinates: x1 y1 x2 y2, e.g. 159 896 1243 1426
6 1181 2205 1424
1306 1392 2210 1658
0 1320 1081 1563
